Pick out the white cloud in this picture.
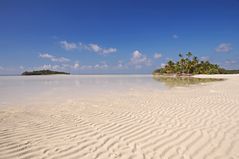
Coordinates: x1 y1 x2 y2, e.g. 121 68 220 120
38 64 54 70
32 64 68 71
76 62 109 70
130 50 151 68
80 65 93 70
60 41 77 50
161 63 166 68
95 62 108 69
39 53 70 63
116 60 128 69
59 40 117 55
154 53 162 59
39 53 52 58
132 50 142 58
225 60 236 64
215 43 232 53
88 44 101 52
117 63 123 68
80 43 117 55
200 56 210 61
172 34 179 39
73 63 80 69
33 62 110 71
52 65 61 70
0 66 3 71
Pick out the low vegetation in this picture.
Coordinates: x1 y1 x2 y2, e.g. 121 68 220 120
21 70 70 75
153 52 239 75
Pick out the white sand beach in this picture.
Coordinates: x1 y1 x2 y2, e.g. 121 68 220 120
0 75 239 159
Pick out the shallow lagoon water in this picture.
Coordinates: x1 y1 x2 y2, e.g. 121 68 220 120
153 75 224 87
0 75 223 106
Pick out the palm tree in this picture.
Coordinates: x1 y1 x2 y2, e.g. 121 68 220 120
179 58 186 74
190 56 199 74
185 52 193 75
192 56 198 64
175 62 181 74
166 60 175 73
179 53 183 59
186 52 192 59
178 53 184 74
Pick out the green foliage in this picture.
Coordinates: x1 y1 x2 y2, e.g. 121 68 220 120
218 69 239 74
21 70 70 75
153 52 239 75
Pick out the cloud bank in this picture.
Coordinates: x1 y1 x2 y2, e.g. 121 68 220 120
60 40 117 55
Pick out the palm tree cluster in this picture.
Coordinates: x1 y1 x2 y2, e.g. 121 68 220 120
153 52 223 75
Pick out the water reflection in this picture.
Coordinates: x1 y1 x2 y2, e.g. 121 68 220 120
0 75 225 106
0 75 166 106
153 75 224 87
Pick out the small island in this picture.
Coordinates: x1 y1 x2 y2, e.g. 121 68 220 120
153 52 239 76
21 69 70 75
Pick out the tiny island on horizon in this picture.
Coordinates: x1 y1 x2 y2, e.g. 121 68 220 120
21 70 70 75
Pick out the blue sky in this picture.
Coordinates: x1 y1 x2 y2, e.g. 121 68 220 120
0 0 239 74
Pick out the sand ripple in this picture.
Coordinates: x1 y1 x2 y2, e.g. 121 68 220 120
0 76 239 159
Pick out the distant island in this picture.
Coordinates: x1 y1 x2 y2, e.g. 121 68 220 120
21 70 70 75
153 52 239 76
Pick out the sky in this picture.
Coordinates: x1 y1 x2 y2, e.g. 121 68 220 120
0 0 239 74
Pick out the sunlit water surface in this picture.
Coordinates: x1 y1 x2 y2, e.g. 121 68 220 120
0 75 222 106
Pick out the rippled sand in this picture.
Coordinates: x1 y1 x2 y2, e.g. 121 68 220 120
0 75 239 159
